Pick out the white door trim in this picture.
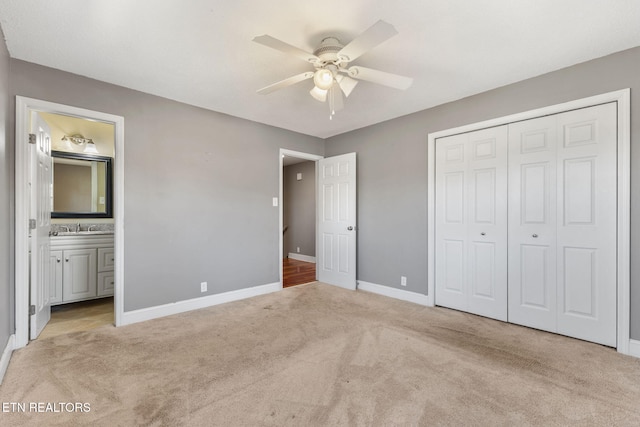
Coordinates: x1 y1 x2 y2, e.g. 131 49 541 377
14 96 125 349
427 89 631 355
279 149 323 287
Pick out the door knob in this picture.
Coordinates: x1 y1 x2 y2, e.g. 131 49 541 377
347 226 354 231
532 234 539 238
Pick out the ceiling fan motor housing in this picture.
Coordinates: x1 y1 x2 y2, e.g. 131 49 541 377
313 37 345 66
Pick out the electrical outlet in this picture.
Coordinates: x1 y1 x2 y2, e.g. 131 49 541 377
401 276 407 287
296 247 300 253
200 282 207 292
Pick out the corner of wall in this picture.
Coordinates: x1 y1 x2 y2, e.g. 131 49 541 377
0 334 15 384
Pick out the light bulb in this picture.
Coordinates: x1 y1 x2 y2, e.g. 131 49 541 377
313 69 334 90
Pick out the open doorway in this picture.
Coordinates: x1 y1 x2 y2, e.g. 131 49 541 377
14 97 124 349
278 149 358 291
283 157 316 287
37 112 115 339
279 149 323 288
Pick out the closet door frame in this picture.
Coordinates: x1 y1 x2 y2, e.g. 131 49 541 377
427 89 631 355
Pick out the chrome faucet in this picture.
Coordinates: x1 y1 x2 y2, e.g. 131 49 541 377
76 222 81 233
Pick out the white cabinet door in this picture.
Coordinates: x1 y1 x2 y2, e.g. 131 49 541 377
508 115 558 331
435 126 508 321
49 250 63 304
62 248 97 302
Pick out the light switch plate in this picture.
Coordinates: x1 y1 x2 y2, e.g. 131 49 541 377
272 197 278 207
296 173 302 181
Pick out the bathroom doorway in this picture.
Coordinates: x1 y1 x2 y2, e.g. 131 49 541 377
38 111 116 339
14 97 125 348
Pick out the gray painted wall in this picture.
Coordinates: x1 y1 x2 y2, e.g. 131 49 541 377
0 28 12 350
325 46 640 340
9 59 324 312
283 161 316 258
5 45 640 342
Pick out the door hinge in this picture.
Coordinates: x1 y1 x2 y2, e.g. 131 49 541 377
29 305 36 315
28 133 36 144
29 219 36 230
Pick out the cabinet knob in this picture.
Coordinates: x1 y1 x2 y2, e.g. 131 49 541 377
532 234 539 238
57 258 61 263
480 232 486 236
65 258 69 262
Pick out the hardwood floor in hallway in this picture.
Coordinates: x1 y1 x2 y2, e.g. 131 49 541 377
39 297 114 340
283 258 316 288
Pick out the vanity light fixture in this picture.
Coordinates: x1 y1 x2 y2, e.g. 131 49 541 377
83 141 99 154
61 134 99 154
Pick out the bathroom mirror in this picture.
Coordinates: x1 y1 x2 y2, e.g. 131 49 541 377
51 150 113 218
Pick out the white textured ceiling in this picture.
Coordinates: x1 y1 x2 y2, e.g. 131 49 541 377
1 1 640 139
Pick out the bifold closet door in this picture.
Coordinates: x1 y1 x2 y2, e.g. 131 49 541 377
507 115 558 332
508 103 617 347
435 126 508 321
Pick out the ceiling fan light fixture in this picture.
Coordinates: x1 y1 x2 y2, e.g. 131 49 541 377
253 20 410 120
313 69 334 90
310 86 328 102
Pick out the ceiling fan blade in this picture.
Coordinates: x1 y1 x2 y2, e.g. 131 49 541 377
337 20 398 63
253 35 319 64
347 66 413 90
336 75 358 98
257 72 314 94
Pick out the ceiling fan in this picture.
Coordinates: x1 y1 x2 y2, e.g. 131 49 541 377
253 20 413 119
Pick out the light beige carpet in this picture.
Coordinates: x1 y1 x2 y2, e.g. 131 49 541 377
1 282 639 426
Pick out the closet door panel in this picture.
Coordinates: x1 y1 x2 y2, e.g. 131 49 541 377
508 116 557 331
435 127 507 321
556 103 617 346
435 133 468 310
467 127 508 321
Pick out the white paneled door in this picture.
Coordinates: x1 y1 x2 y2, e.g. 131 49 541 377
507 115 558 332
435 126 508 321
435 102 618 347
318 153 357 290
30 112 53 339
508 103 617 346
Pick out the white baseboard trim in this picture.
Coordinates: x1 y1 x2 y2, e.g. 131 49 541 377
357 281 429 306
0 334 15 384
288 253 316 263
629 339 640 359
121 282 281 326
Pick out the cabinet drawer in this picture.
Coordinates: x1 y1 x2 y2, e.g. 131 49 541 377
98 247 115 272
97 272 115 297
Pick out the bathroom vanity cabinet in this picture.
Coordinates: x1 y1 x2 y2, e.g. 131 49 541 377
50 233 114 305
